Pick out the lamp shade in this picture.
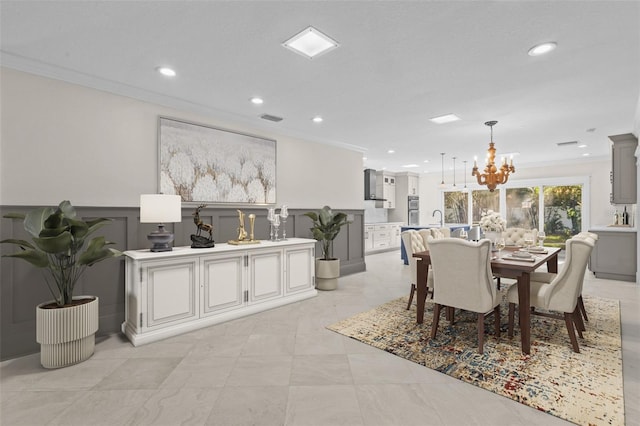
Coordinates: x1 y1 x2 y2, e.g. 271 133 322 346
140 194 182 223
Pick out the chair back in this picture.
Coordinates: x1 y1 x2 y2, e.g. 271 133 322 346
401 230 427 283
544 237 595 312
428 238 495 313
503 228 539 246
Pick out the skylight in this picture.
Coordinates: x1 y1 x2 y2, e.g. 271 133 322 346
283 26 339 59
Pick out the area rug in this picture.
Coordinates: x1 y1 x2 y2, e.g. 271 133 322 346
327 295 624 426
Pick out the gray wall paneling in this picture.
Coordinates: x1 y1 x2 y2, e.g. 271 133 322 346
0 205 365 360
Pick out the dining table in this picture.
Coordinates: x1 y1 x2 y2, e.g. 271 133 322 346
413 246 560 354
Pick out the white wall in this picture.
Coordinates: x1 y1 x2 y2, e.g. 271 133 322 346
0 68 363 209
419 157 612 229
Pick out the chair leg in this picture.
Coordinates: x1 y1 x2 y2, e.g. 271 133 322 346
507 303 515 339
564 312 580 353
578 295 589 322
406 284 416 310
496 277 501 290
477 313 485 354
573 307 584 338
430 304 442 339
493 305 501 339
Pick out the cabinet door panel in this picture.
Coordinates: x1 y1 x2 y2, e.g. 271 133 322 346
146 260 197 328
202 255 244 315
249 250 283 302
286 248 314 293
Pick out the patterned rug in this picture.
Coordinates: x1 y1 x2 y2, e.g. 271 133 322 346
327 295 623 426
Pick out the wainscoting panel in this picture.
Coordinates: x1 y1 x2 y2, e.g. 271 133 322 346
0 205 365 360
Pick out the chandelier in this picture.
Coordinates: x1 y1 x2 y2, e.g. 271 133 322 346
471 120 515 191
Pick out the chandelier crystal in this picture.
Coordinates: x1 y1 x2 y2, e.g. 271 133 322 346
471 121 515 191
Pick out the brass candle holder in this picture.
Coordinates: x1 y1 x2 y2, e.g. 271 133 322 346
228 209 260 245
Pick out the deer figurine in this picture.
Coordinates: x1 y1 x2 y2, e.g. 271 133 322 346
192 204 213 239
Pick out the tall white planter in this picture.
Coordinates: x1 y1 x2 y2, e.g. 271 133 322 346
36 296 99 369
483 231 502 245
316 259 340 291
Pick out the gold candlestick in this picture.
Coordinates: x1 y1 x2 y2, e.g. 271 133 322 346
249 214 256 241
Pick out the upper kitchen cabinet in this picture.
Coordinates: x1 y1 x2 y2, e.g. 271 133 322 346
408 175 419 196
376 171 396 209
609 133 638 204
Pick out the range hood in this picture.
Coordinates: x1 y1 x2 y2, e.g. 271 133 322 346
364 169 386 201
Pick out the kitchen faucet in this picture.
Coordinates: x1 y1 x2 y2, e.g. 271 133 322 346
432 209 443 228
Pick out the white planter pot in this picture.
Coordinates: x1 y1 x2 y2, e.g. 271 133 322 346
483 231 502 244
36 296 99 369
316 259 340 291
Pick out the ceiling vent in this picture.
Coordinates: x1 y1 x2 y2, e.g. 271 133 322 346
556 141 578 147
260 114 283 122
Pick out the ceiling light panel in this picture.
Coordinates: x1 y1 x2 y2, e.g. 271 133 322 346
429 114 460 124
283 26 339 59
528 42 557 56
156 67 176 77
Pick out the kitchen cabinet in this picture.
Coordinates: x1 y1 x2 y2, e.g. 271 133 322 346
364 222 403 253
588 228 636 282
408 175 419 196
375 172 396 209
364 225 375 251
609 133 637 204
122 238 316 346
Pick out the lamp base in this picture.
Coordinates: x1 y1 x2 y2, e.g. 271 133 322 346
148 224 175 252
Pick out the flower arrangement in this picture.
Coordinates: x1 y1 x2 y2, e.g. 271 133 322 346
479 210 506 233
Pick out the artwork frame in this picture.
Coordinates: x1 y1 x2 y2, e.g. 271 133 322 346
158 117 277 204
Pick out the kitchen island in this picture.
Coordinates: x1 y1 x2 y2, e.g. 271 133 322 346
588 225 637 281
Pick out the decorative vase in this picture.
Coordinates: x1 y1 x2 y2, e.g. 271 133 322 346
315 259 340 291
36 296 99 369
483 231 502 246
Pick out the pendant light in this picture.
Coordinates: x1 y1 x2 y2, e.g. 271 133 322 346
462 160 469 193
438 153 446 189
452 156 457 188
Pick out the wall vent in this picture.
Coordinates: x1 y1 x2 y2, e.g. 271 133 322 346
556 140 578 146
260 114 283 122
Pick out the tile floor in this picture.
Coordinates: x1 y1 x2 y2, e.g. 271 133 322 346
1 250 638 426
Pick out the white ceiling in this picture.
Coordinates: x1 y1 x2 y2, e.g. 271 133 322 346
2 1 639 174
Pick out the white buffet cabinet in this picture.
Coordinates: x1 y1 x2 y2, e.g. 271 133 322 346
122 238 317 346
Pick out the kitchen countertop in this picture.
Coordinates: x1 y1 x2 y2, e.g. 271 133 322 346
589 225 637 233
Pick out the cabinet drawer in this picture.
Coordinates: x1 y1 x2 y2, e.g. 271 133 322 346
373 240 390 248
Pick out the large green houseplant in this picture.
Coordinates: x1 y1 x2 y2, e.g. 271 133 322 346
304 206 350 290
1 200 122 368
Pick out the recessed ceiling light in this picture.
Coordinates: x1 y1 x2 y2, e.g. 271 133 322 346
423 160 430 163
312 116 323 123
402 164 419 168
283 26 339 59
387 149 395 154
583 153 591 157
250 97 264 105
528 42 557 57
578 144 588 148
156 67 176 77
429 114 461 124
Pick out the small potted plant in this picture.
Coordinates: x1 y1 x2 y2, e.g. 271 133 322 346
304 206 350 290
1 200 122 368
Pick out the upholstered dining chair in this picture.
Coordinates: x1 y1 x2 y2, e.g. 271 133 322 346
401 230 434 310
507 237 596 353
428 238 500 354
529 232 598 323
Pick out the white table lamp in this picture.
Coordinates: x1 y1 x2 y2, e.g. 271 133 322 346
140 194 182 252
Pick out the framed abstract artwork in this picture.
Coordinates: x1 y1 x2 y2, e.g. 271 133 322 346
158 117 276 204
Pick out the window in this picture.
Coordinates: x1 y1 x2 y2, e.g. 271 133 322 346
471 189 500 222
506 187 539 229
439 177 588 249
543 185 582 246
444 191 468 224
